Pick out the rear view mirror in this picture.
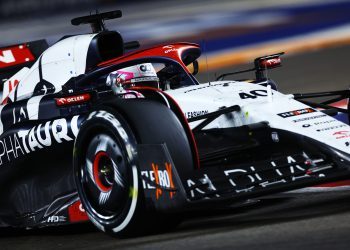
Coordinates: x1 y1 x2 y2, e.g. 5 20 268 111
192 60 199 75
186 60 199 75
254 52 284 81
254 52 284 70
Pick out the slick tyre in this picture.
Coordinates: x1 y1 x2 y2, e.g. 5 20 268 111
74 109 140 237
74 100 194 237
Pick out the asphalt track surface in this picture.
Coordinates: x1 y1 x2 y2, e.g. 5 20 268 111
1 43 350 250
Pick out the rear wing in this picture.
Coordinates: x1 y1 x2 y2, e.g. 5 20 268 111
0 40 49 85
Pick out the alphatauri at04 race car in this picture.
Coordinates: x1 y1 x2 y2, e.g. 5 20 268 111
0 11 349 237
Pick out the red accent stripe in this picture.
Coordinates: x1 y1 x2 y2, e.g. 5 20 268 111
1 97 9 105
68 200 89 223
165 162 175 198
131 87 201 169
160 91 201 169
2 79 20 105
97 43 200 68
152 163 162 200
314 180 350 188
329 99 348 109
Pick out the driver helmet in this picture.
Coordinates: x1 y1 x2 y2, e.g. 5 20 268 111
106 63 159 91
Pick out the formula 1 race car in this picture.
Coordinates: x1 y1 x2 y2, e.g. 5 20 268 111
0 11 349 237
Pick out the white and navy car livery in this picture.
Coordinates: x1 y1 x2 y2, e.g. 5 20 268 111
0 10 349 237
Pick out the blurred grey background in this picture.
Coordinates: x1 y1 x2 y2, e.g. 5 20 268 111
1 0 350 92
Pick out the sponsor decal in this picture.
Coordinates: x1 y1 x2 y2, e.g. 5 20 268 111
299 119 339 128
185 110 209 119
298 118 341 130
163 45 178 54
314 120 337 126
68 200 89 223
187 174 217 198
239 90 268 99
12 106 28 124
130 76 159 83
333 131 350 140
0 116 79 166
224 156 306 192
187 155 316 198
278 108 316 118
293 114 327 123
139 64 152 72
47 216 66 223
0 45 35 69
141 162 175 199
55 93 91 106
316 124 347 132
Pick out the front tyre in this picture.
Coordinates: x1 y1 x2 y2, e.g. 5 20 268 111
74 110 143 237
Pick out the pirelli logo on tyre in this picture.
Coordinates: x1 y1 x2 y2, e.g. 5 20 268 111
278 108 317 118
